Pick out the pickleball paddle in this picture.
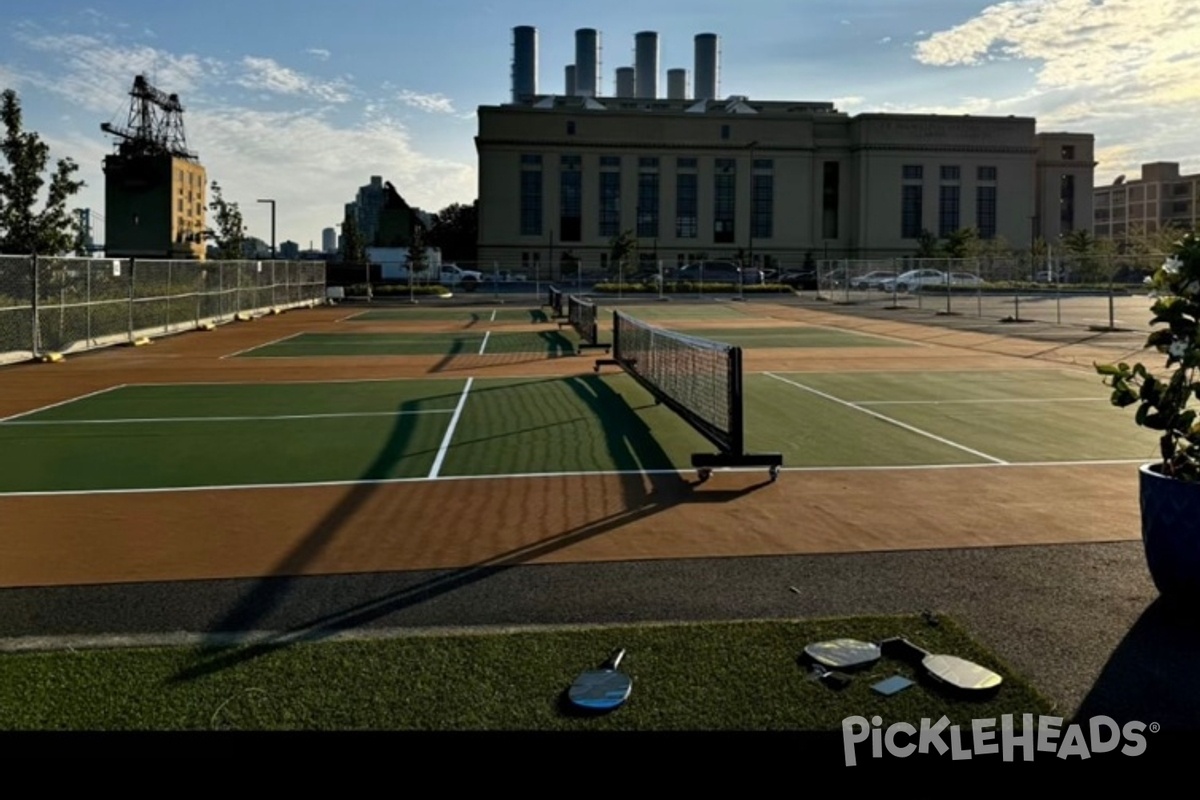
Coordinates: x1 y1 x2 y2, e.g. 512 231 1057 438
568 649 632 711
803 638 883 670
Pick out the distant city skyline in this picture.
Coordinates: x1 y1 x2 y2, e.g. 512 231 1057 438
1 0 1196 250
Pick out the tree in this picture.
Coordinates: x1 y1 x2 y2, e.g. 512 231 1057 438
340 211 367 265
942 227 979 259
426 201 478 263
0 88 85 255
609 229 637 276
406 224 428 275
915 229 939 258
207 181 245 259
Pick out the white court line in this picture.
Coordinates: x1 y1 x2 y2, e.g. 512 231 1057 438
335 310 367 322
1 409 456 426
125 374 565 388
478 331 491 355
0 384 129 424
219 332 303 360
764 372 1008 464
490 309 497 322
428 377 474 479
856 397 1108 406
0 459 1149 498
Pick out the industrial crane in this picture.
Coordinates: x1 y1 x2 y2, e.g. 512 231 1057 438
100 74 198 161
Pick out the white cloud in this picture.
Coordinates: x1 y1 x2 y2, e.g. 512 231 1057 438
877 37 892 45
236 57 352 103
3 26 475 245
396 89 457 115
913 0 1200 182
306 48 331 61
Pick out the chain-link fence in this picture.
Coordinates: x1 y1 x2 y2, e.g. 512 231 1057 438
0 256 326 365
813 253 1166 333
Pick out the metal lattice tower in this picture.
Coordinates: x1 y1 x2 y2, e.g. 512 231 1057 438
101 75 198 161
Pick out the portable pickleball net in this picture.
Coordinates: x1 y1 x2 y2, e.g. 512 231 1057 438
595 309 783 482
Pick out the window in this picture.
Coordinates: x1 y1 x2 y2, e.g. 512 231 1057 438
560 170 582 242
822 162 839 239
751 173 773 239
600 155 620 168
520 154 543 166
714 159 736 243
519 170 542 236
1060 174 1076 232
901 185 923 239
940 165 960 181
599 171 621 238
637 171 659 239
676 173 698 238
902 165 923 181
639 157 660 169
753 159 773 170
720 125 730 140
1061 145 1075 160
976 186 997 239
977 166 997 181
938 185 960 237
566 121 576 135
677 157 697 169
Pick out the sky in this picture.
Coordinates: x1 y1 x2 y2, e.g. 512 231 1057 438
1 0 1197 250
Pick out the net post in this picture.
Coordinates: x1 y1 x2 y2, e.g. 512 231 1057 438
730 346 746 455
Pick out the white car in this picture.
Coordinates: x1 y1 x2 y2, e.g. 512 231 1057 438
880 269 948 293
950 272 983 287
439 264 484 288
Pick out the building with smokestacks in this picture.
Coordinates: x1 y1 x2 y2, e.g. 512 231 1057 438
477 26 1096 275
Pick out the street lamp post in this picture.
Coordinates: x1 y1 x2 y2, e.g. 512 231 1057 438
257 199 276 259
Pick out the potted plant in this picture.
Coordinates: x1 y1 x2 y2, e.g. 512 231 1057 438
1096 232 1200 596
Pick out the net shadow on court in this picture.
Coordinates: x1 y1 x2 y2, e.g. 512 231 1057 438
167 373 772 685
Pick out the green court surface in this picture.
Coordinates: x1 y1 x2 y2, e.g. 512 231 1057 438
343 308 551 324
632 326 909 349
0 369 1157 494
236 330 579 357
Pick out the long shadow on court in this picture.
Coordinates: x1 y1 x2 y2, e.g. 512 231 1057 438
167 371 769 684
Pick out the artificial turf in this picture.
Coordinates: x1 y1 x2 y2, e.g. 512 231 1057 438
0 615 1054 731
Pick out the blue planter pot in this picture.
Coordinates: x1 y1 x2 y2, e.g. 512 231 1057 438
1139 463 1200 596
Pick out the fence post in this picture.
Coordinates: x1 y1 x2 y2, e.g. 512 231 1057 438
128 257 136 342
30 255 39 358
87 259 93 344
165 260 172 333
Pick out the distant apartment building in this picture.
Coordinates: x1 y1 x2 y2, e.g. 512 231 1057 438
322 227 337 253
343 177 427 250
1094 162 1200 242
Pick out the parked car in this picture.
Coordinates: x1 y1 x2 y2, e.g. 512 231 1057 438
676 261 764 285
880 269 949 293
849 271 897 290
950 272 983 287
778 269 818 290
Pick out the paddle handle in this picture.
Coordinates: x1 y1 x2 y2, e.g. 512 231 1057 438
608 649 626 670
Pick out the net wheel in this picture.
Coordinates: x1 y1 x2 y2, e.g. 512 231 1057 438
697 468 712 483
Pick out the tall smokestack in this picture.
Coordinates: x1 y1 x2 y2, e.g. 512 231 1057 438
634 31 659 99
694 32 719 101
511 25 538 102
667 68 688 100
565 65 576 96
615 67 635 98
574 28 600 97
